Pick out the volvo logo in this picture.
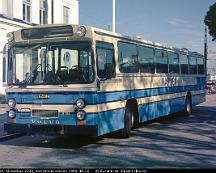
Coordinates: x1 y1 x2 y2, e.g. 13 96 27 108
31 119 60 125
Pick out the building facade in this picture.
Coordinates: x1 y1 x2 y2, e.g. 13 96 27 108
0 0 79 102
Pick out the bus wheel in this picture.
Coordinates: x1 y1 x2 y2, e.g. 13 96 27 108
185 95 192 116
122 107 133 138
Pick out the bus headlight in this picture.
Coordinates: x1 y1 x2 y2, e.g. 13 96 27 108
76 26 86 37
8 99 16 108
77 110 86 121
76 98 86 109
7 32 14 42
8 110 16 119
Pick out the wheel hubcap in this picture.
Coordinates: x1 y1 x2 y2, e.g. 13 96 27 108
131 113 134 127
187 99 191 113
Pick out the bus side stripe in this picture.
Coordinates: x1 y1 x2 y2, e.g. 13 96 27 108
8 85 205 105
15 90 205 114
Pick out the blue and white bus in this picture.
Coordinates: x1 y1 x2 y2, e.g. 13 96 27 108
4 24 206 137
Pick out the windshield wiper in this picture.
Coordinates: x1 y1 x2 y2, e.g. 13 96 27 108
17 73 35 88
18 64 42 88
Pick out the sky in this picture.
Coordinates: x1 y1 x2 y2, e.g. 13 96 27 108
79 0 215 55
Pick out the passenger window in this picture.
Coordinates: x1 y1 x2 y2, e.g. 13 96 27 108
180 54 189 74
189 56 197 74
168 52 179 74
96 42 115 78
118 42 139 73
138 46 154 73
197 58 204 74
155 49 168 73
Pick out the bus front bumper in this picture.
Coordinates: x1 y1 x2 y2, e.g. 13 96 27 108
4 123 98 136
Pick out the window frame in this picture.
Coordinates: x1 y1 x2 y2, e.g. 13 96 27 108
96 41 116 79
23 0 31 22
189 55 198 75
39 0 48 24
63 6 70 24
155 48 168 74
8 41 95 85
118 41 139 74
179 53 189 75
138 45 155 74
197 57 205 75
168 51 179 74
2 0 13 17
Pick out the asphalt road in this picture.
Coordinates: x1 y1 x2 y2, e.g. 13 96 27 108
0 95 215 168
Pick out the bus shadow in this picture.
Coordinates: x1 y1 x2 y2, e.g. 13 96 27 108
28 104 216 168
104 111 186 139
36 135 103 149
74 105 215 168
0 134 103 149
1 104 215 148
1 104 216 168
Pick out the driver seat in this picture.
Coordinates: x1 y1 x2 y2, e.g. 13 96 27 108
69 67 84 82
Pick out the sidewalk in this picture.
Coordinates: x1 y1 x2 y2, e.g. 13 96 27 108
0 104 7 137
0 104 7 114
0 114 6 137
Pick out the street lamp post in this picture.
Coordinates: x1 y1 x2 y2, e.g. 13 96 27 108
112 0 116 33
205 27 208 75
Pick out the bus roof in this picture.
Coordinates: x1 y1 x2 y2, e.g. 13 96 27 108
10 24 204 57
92 26 204 57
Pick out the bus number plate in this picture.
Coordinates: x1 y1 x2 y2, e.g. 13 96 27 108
38 94 50 99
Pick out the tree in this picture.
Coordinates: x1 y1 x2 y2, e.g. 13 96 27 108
204 3 216 41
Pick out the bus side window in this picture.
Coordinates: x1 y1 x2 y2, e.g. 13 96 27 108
168 52 179 74
118 42 139 73
138 45 154 73
189 56 197 74
155 49 168 74
180 54 189 74
197 57 204 74
96 42 115 79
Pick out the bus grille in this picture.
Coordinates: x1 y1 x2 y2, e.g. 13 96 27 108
32 110 58 118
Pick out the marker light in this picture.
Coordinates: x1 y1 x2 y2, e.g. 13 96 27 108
76 98 86 109
76 26 86 37
8 110 16 119
76 110 86 121
7 32 14 42
8 99 16 108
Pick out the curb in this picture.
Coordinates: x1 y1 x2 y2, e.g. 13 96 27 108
0 133 25 142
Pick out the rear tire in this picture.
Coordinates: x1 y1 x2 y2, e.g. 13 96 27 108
185 95 192 116
122 107 132 138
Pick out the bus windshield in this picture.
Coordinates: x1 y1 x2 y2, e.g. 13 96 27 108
8 41 94 85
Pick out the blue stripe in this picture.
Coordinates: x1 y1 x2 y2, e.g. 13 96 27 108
7 85 204 105
11 93 206 136
7 77 206 105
